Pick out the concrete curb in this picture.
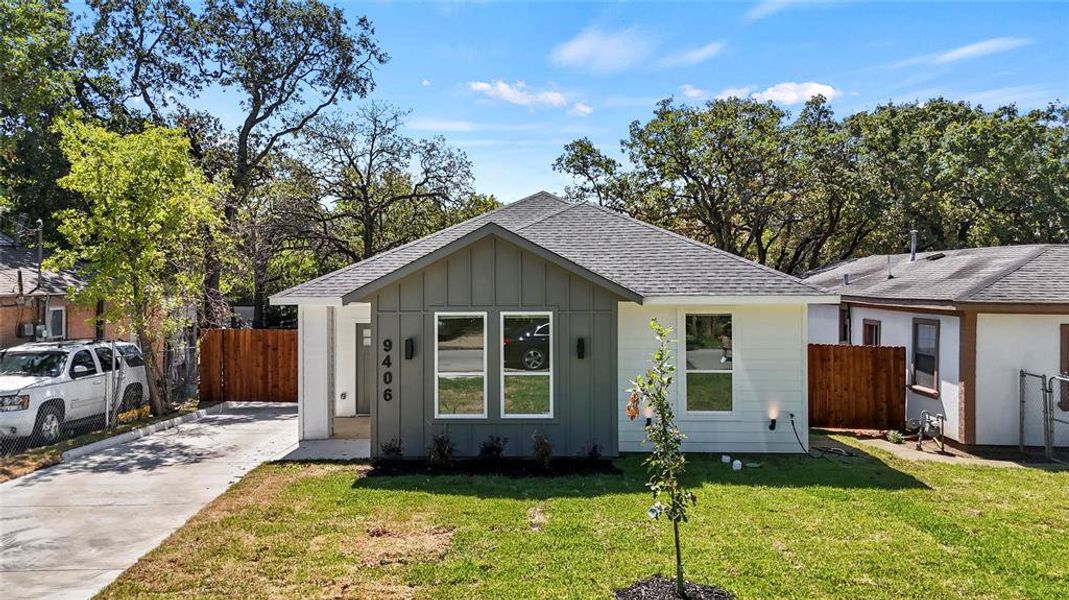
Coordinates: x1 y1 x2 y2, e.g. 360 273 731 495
61 402 233 461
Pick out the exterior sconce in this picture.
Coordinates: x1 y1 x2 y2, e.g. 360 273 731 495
769 418 777 431
644 405 653 428
404 338 415 360
577 337 586 359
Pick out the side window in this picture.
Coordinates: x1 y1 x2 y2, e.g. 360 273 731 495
502 312 552 418
70 350 98 378
434 313 487 418
118 345 146 367
862 319 881 346
911 319 940 395
94 347 116 372
684 314 733 413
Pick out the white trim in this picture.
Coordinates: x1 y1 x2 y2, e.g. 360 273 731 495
269 295 344 306
678 310 737 418
500 311 554 419
48 305 66 340
645 295 837 305
433 311 488 419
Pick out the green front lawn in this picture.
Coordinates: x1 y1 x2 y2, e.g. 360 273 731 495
98 440 1069 599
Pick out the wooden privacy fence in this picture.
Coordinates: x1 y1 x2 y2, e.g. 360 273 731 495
199 329 298 403
808 344 906 430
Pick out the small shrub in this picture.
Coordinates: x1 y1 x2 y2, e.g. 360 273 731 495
586 443 602 460
886 430 905 444
532 431 552 469
428 431 455 466
478 435 508 460
380 438 404 460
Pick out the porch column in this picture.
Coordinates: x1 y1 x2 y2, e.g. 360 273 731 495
298 305 335 440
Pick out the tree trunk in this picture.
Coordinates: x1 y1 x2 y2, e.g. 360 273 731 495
135 321 166 416
674 520 685 598
252 275 266 329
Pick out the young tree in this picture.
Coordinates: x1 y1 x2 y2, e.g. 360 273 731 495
626 318 697 598
49 119 220 415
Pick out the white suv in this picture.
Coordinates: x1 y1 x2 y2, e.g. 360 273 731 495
0 340 149 444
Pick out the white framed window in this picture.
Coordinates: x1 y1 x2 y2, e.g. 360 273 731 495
434 312 487 419
500 312 553 419
682 313 733 414
48 306 66 340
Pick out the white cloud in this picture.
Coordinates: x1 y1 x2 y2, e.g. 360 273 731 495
407 118 548 133
659 41 725 68
680 84 708 100
421 79 432 87
568 102 593 117
469 80 567 108
550 26 654 75
752 81 839 104
894 37 1030 68
745 0 805 22
715 86 753 100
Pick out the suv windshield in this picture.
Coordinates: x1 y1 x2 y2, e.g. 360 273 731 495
0 351 67 377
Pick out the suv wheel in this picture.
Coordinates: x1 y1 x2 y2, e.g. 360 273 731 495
34 404 64 444
121 384 144 411
522 348 546 370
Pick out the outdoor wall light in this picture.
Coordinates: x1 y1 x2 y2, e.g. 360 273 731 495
644 406 653 428
404 338 415 360
577 337 586 359
769 418 777 431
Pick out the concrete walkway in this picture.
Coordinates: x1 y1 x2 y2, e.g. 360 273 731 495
0 403 297 600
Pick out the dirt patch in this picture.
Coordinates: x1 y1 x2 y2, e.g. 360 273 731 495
354 524 454 567
615 576 734 599
368 457 620 478
528 504 547 531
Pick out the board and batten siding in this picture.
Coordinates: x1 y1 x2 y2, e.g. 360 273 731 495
363 235 622 458
618 302 809 453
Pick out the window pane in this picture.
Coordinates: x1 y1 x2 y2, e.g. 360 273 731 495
915 355 937 389
686 372 732 412
437 376 484 415
70 350 97 376
504 375 550 415
686 315 732 370
916 323 937 355
503 315 550 373
437 316 484 373
50 310 64 338
95 347 115 372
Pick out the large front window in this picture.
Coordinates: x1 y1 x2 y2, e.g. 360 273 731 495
501 312 552 418
435 313 487 418
684 314 733 412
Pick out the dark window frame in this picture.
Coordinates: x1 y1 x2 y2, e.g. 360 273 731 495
862 319 882 346
910 318 940 398
838 305 851 344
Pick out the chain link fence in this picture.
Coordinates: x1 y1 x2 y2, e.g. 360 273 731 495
1019 370 1069 463
1 340 199 459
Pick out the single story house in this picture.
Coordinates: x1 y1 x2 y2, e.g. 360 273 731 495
271 192 836 458
805 244 1069 447
0 234 124 348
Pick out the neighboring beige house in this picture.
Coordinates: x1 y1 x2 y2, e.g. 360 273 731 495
805 244 1069 448
0 234 125 348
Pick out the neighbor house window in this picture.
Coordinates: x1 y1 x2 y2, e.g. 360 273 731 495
862 319 881 346
911 318 940 396
501 312 552 418
684 314 733 412
434 313 487 418
838 305 851 344
48 306 65 340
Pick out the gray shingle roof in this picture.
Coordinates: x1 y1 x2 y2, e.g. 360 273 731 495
272 191 823 302
0 244 84 297
804 244 1069 304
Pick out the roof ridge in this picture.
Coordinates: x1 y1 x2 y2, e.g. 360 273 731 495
513 201 585 231
957 244 1052 301
577 202 827 294
276 192 566 295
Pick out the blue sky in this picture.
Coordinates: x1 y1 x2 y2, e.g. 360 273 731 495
149 1 1069 201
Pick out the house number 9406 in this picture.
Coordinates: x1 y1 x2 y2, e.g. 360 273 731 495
381 339 393 401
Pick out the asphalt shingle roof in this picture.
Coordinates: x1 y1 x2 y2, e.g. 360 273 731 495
0 243 84 297
273 191 823 301
803 244 1069 304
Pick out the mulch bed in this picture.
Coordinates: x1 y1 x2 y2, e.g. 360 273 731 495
367 457 621 478
615 576 734 599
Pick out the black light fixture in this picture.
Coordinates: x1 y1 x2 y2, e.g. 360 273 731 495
769 418 777 431
404 338 415 360
577 337 586 359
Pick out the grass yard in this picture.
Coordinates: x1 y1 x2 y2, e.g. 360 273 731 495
98 440 1069 599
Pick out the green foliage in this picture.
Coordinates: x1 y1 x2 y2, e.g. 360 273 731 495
627 318 697 596
886 430 905 445
379 438 403 460
556 96 1069 274
531 431 553 469
478 436 508 461
428 431 455 467
48 118 220 413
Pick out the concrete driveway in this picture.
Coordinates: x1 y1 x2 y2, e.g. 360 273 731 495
0 403 297 600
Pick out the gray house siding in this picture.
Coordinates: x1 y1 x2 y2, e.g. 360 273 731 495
364 235 622 458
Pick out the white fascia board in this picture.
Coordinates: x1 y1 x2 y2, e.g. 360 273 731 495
642 295 839 305
268 295 344 307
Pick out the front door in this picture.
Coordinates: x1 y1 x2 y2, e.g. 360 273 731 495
356 324 372 415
